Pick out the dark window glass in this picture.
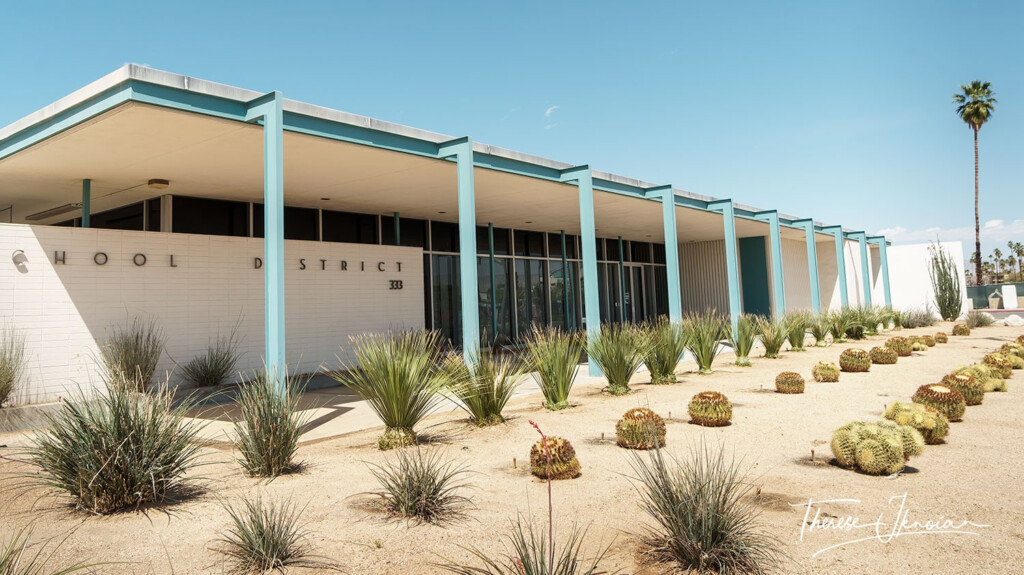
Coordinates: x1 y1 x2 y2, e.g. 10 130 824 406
548 233 564 258
431 221 460 252
54 218 77 227
621 240 631 262
322 210 378 244
146 199 161 232
595 238 605 260
631 241 651 263
382 216 427 248
172 196 249 237
476 226 511 255
92 202 145 231
565 235 579 259
514 230 545 257
653 243 667 264
606 238 621 262
476 226 488 255
253 205 319 241
478 256 514 345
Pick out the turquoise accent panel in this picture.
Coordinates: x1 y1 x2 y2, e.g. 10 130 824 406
648 185 682 322
754 210 786 315
81 179 91 228
868 236 892 307
793 219 821 313
562 166 602 376
738 236 772 317
822 225 849 307
708 200 742 334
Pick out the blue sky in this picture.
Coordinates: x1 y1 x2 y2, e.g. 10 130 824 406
1 1 1021 257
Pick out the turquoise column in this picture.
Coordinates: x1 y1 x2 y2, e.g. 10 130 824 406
868 236 892 307
649 185 682 322
561 165 601 376
438 137 480 359
81 179 91 228
822 225 849 308
792 219 821 314
754 210 786 315
708 200 742 334
850 231 872 307
245 91 286 386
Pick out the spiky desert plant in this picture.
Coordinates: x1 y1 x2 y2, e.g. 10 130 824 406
884 401 950 445
885 337 912 357
1000 342 1024 360
983 353 1013 379
586 322 646 396
912 384 966 422
929 242 964 321
0 324 26 408
218 495 336 573
870 346 898 365
443 348 525 426
683 311 727 374
330 330 449 449
1018 334 1024 345
839 348 871 373
753 315 788 359
940 373 984 406
630 439 781 574
369 447 471 523
935 332 949 344
26 382 203 514
0 527 95 575
773 372 804 394
809 315 832 347
179 326 242 388
1005 354 1024 370
642 319 688 384
890 310 905 330
921 335 937 347
966 310 994 328
830 420 922 475
840 307 866 340
233 368 310 477
783 311 810 352
530 437 581 480
615 407 666 449
900 307 937 328
911 341 928 352
727 314 757 367
952 323 971 336
812 361 840 383
100 316 165 392
828 311 854 343
687 391 732 427
954 364 1007 393
525 326 582 410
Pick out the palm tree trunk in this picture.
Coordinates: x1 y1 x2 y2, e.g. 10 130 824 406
974 127 982 285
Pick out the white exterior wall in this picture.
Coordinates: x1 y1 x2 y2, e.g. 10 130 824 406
0 224 424 405
679 239 731 315
780 238 813 311
844 239 872 307
887 241 967 317
816 239 841 311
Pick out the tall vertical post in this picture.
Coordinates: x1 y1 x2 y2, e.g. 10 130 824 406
81 179 91 228
754 210 786 315
850 231 872 307
709 200 742 334
561 230 570 329
245 91 286 388
393 212 401 245
823 225 849 308
618 236 626 323
488 222 497 342
868 236 892 308
648 185 682 322
793 219 821 314
561 166 601 376
438 137 480 359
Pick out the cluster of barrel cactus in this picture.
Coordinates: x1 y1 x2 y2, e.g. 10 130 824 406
885 337 912 357
940 373 984 406
912 383 966 422
615 407 666 449
775 371 805 394
839 348 871 372
688 391 732 427
922 335 936 347
870 346 898 365
831 420 924 475
952 324 971 336
983 354 1013 379
530 437 581 480
812 361 840 382
911 341 929 352
954 364 1007 393
1018 334 1024 345
935 332 949 344
883 401 949 445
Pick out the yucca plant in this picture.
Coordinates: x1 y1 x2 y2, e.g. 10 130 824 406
585 323 646 395
783 311 810 352
330 331 449 449
828 311 854 343
809 315 832 347
0 324 26 408
630 441 781 575
218 495 337 573
369 448 471 524
683 312 727 375
641 319 688 384
26 382 204 514
890 310 905 330
727 315 757 367
443 348 526 426
180 326 242 388
100 316 165 392
0 527 96 574
525 327 582 410
754 315 788 359
233 367 310 477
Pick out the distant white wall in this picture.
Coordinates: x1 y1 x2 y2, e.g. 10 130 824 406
781 238 813 311
816 239 840 311
679 239 731 315
887 241 968 317
0 224 424 405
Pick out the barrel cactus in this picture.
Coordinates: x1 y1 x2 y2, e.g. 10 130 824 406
921 335 936 347
1000 342 1024 359
615 407 666 449
830 420 922 475
935 332 948 344
983 354 1013 379
940 373 984 406
952 324 971 336
812 361 840 383
883 401 949 445
954 364 1007 393
912 384 966 422
1007 354 1024 370
775 371 805 394
839 348 871 372
911 341 928 352
530 437 581 480
885 337 912 357
1017 334 1024 345
687 391 732 427
870 346 898 365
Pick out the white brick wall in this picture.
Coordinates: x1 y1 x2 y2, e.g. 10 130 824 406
0 224 424 405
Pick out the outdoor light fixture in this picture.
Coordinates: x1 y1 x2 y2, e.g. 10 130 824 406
321 197 331 201
147 179 170 189
25 203 82 221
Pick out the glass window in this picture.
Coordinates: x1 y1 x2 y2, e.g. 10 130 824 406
631 241 651 263
475 226 511 255
431 221 460 253
91 202 145 231
253 205 318 241
565 234 579 259
478 256 514 345
172 196 249 237
322 210 378 244
514 259 548 339
514 230 545 257
431 254 461 343
146 199 161 232
382 216 427 248
653 243 667 264
548 233 564 258
606 238 621 262
622 240 631 262
549 259 581 331
595 238 605 261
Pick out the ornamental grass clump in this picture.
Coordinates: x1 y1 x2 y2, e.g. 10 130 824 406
830 420 923 475
179 326 242 388
443 348 525 426
100 316 165 392
839 348 871 373
812 361 840 382
630 440 781 574
0 324 26 408
900 307 937 329
683 311 728 374
687 391 732 427
966 310 994 328
218 495 336 573
26 382 203 514
774 372 805 394
870 346 898 365
642 319 688 384
784 311 811 351
233 368 310 477
912 384 966 422
940 373 984 406
616 407 666 450
586 323 646 396
952 323 971 336
884 401 950 445
331 330 449 449
753 315 788 359
529 437 581 480
369 448 471 523
727 314 757 367
0 526 95 574
525 326 582 410
809 315 832 347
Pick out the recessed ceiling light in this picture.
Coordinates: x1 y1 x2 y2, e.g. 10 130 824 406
148 178 170 189
525 221 533 224
438 211 447 214
321 197 331 201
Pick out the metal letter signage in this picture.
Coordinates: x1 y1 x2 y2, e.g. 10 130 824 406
94 252 108 265
133 253 147 266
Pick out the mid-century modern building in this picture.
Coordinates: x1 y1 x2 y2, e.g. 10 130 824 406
0 65 900 404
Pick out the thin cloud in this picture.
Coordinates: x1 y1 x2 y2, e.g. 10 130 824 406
875 219 1024 253
544 105 559 118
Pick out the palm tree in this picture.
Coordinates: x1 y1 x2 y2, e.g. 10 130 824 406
953 80 997 285
1011 241 1024 277
993 248 1003 275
